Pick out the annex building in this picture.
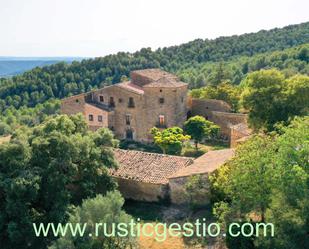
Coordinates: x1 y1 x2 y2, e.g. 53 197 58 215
112 148 235 204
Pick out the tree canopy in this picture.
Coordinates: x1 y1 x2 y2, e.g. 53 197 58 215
151 127 190 155
241 69 309 131
184 115 219 150
0 114 118 249
210 117 309 249
50 191 136 249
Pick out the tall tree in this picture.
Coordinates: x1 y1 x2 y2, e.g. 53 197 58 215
184 116 219 150
49 191 136 249
0 114 118 249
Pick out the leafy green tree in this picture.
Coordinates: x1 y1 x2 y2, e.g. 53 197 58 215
258 117 309 249
0 114 118 249
184 116 219 150
211 117 309 249
214 136 274 222
241 69 286 131
241 70 309 131
285 74 309 116
50 191 136 249
150 127 190 155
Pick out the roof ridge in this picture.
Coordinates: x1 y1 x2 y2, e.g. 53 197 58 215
114 148 194 160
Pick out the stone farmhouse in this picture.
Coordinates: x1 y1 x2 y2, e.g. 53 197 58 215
61 68 251 203
61 69 188 142
61 68 251 146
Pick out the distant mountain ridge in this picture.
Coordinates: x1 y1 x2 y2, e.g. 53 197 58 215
0 57 84 77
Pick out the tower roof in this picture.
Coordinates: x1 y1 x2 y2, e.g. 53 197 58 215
130 68 187 88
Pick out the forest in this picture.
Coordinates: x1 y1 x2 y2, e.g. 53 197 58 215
0 22 308 113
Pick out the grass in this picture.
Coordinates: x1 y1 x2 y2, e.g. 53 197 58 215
202 139 229 150
182 139 229 158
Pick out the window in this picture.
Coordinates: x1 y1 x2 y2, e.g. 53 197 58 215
99 96 104 102
181 97 184 103
159 98 164 104
128 97 135 108
160 89 162 92
109 97 115 107
125 114 131 125
75 99 79 103
159 115 165 126
98 115 103 122
118 98 123 103
88 114 94 121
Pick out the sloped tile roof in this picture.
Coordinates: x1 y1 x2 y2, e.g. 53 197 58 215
131 68 188 88
169 149 235 179
116 81 145 94
131 69 178 82
111 149 194 184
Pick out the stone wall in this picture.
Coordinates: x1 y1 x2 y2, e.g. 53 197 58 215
60 94 86 115
230 123 252 147
190 99 231 119
84 103 109 130
89 84 187 142
143 86 188 140
210 111 248 139
90 86 145 141
115 177 169 202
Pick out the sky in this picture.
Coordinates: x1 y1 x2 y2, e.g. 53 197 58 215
0 0 308 57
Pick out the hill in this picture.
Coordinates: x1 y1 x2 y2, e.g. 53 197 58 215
0 57 83 77
0 22 308 113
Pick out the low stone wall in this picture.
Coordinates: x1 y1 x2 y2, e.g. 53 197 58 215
114 177 169 202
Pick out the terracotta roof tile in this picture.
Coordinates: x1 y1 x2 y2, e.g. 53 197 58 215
131 69 178 82
169 149 235 179
131 68 187 88
110 149 194 184
116 81 144 94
